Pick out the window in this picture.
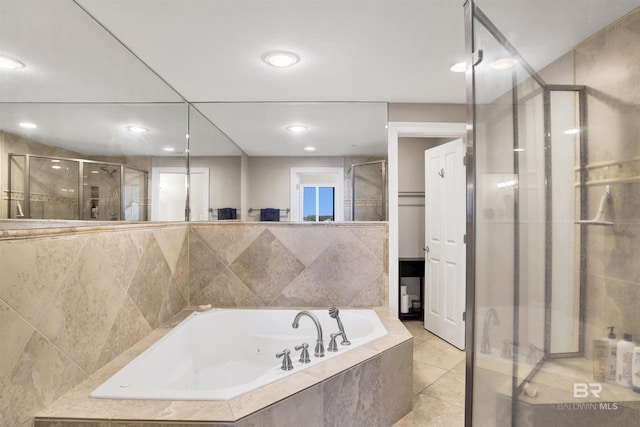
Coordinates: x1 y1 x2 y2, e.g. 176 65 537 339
289 167 344 222
303 186 335 222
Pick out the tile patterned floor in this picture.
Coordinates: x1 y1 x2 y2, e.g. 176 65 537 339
393 321 466 427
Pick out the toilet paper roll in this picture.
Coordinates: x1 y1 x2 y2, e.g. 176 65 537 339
401 285 408 296
401 294 410 314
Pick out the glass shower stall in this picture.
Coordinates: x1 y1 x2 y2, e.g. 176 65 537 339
7 154 148 221
349 159 388 221
465 1 640 426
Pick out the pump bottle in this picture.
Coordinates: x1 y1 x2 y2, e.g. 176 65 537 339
616 334 634 387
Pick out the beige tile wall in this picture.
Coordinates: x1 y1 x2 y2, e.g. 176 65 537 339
189 222 389 308
0 225 189 427
0 221 388 426
575 7 640 357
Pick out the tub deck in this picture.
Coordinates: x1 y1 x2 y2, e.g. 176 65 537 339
35 307 413 427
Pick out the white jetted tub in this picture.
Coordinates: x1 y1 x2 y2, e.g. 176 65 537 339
91 308 387 401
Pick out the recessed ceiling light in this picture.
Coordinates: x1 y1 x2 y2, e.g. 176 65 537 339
564 128 580 135
513 148 525 152
450 62 466 73
304 146 316 152
287 125 307 133
489 58 518 70
264 51 300 67
127 125 148 134
51 165 61 170
0 55 25 70
91 170 99 174
19 122 37 129
162 147 175 152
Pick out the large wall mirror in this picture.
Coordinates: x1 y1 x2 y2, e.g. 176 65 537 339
0 0 388 227
0 0 191 226
193 102 388 222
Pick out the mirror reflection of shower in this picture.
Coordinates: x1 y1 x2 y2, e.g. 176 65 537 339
8 153 148 221
99 166 121 220
349 160 388 221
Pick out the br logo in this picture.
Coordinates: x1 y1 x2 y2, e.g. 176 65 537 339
573 383 602 398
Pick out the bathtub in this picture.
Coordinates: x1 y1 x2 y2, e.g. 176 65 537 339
90 308 387 401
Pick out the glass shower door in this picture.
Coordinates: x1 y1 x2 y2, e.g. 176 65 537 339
30 156 80 220
350 160 387 221
468 2 640 426
469 5 547 426
83 163 122 221
124 167 148 221
470 14 518 426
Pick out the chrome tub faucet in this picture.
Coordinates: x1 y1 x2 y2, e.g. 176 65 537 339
480 308 500 354
292 311 325 357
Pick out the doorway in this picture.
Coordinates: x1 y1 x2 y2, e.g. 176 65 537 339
388 122 467 317
151 167 209 221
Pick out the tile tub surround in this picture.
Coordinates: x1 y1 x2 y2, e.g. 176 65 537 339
33 307 412 427
0 221 388 426
188 222 389 308
0 223 190 427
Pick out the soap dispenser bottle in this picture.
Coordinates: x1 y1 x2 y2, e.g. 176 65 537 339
605 326 617 382
616 333 634 387
632 346 640 393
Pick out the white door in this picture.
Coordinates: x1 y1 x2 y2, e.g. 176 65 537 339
151 167 209 221
424 139 466 350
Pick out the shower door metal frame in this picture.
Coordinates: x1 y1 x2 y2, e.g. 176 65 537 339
463 3 476 427
350 159 388 221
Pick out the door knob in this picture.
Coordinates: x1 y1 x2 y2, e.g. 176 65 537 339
423 246 430 253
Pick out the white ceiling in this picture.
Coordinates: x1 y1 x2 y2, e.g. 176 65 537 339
0 0 181 103
77 0 468 104
194 102 388 156
1 0 639 156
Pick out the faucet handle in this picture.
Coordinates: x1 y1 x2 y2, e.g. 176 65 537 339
295 343 311 363
328 333 340 352
501 339 512 359
276 349 293 370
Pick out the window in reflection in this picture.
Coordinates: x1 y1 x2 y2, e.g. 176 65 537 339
302 186 335 222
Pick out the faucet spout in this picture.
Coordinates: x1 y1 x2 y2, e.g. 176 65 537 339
480 308 500 354
292 311 325 357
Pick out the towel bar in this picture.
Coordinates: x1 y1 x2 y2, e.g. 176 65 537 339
248 208 290 214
